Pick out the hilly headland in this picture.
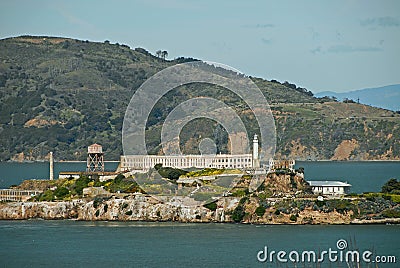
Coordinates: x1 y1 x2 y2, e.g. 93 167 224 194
0 35 399 162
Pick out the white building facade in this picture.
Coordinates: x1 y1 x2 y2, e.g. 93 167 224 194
308 181 351 196
120 153 253 171
268 159 296 173
120 134 264 171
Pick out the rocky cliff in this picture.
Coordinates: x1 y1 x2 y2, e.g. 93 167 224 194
1 195 399 224
0 196 220 222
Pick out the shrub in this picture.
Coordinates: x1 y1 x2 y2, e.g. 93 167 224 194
204 202 217 211
39 190 54 201
157 167 187 180
239 196 248 205
232 189 249 197
315 200 326 207
255 206 266 217
53 187 69 199
258 191 273 199
256 183 265 192
125 210 133 216
381 209 400 218
390 194 400 203
114 174 124 183
290 214 297 222
326 199 353 213
274 209 280 215
192 192 214 202
231 205 245 222
71 175 91 196
382 179 400 194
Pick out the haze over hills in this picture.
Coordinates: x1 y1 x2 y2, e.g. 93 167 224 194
0 36 399 161
315 84 400 111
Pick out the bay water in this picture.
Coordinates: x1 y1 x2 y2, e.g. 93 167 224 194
0 221 399 267
0 161 399 267
0 161 119 188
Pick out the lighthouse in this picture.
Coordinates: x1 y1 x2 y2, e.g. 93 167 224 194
252 134 260 168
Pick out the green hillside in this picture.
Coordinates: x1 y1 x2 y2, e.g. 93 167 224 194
0 36 399 161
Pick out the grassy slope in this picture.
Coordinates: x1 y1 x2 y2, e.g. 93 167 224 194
0 36 399 161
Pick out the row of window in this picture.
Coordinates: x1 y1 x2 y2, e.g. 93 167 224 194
121 156 252 169
313 186 343 192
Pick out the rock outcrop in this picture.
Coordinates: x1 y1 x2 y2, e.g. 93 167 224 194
0 196 226 222
1 195 399 224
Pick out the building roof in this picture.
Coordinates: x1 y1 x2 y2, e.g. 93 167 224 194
307 181 351 187
176 178 198 184
89 143 102 147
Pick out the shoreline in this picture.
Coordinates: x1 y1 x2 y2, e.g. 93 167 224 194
1 197 399 225
2 159 400 164
1 218 400 225
3 160 120 163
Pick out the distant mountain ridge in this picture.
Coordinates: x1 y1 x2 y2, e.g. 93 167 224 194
315 84 400 111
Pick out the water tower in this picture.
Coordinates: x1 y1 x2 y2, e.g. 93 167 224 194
87 144 104 172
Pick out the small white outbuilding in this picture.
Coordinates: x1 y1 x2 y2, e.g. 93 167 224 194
307 181 351 196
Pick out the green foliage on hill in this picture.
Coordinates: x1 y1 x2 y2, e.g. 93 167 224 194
255 205 266 217
185 168 227 177
230 196 249 222
154 165 187 181
32 173 143 201
0 35 399 161
203 201 218 211
382 179 400 194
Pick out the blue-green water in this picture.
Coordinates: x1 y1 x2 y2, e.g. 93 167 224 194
0 162 399 267
0 221 399 267
298 161 400 194
0 161 119 188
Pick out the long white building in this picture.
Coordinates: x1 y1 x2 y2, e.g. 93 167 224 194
120 153 253 171
121 134 261 171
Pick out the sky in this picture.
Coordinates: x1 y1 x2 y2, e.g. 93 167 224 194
0 0 399 93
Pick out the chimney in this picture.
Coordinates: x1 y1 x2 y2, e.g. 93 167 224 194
49 152 54 180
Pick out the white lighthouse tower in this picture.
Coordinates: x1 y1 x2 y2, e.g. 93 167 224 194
252 134 260 168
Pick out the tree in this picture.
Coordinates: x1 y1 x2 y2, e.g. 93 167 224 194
154 163 162 170
161 50 168 60
156 50 162 58
157 166 187 180
54 187 69 199
255 206 266 217
382 178 400 194
232 204 245 222
343 98 356 104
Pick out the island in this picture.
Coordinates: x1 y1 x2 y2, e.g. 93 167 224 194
1 161 399 224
